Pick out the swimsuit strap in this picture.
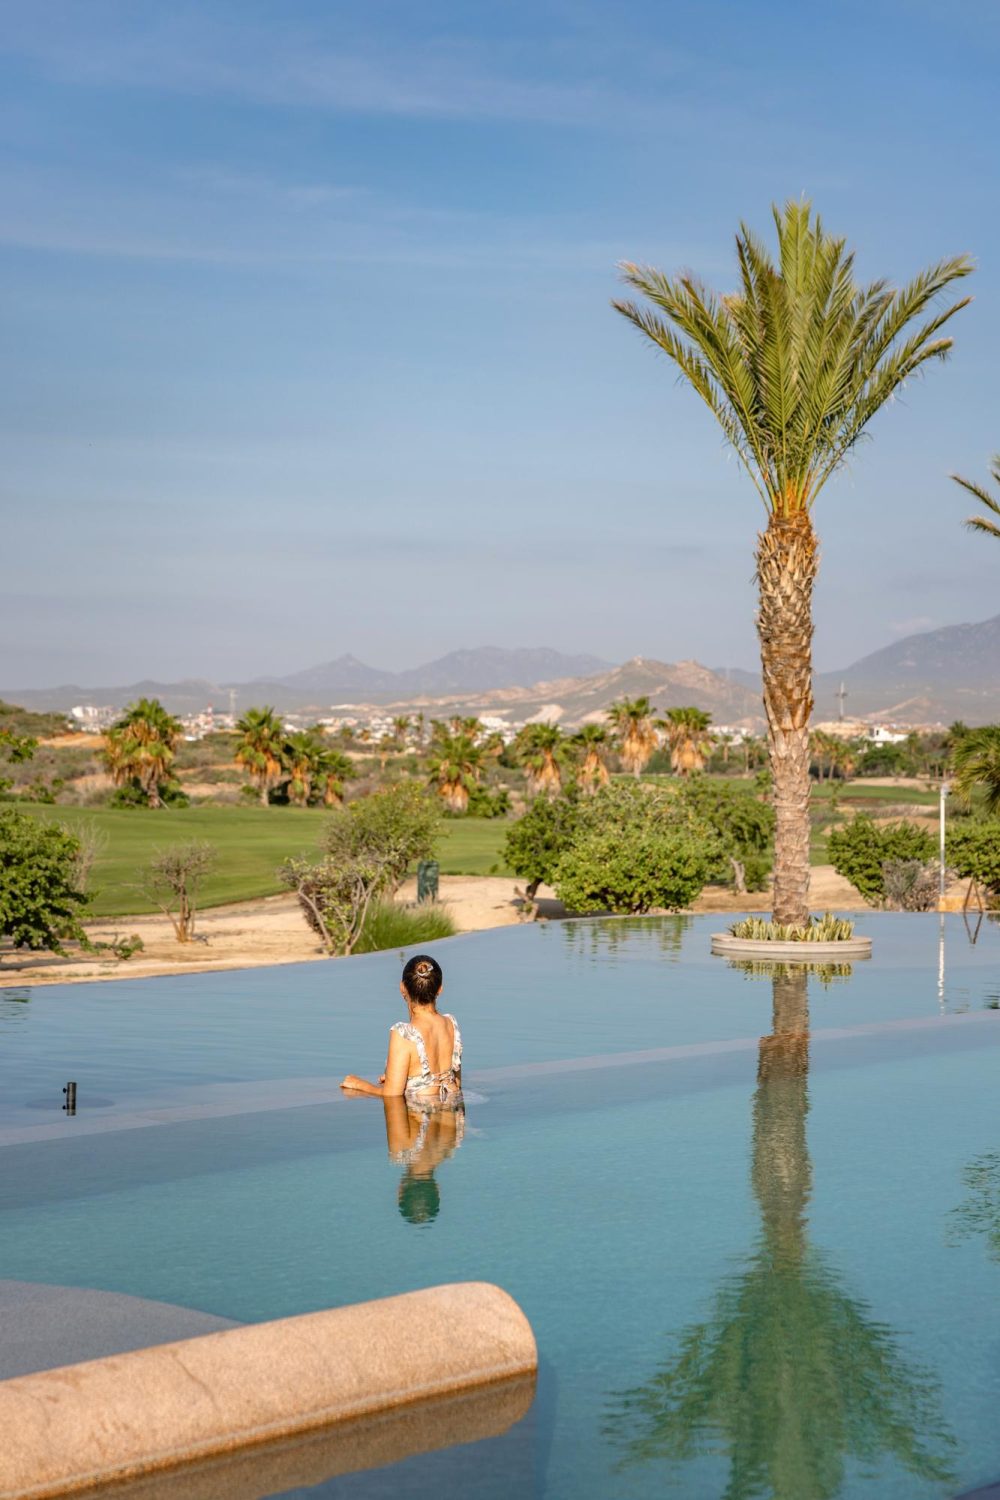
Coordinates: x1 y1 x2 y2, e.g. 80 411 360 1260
391 1020 432 1082
441 1013 462 1072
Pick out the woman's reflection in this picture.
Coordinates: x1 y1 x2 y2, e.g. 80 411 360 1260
383 1095 465 1227
608 965 955 1498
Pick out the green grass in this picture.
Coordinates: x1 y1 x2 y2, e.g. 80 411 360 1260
809 782 938 806
355 899 457 954
16 803 512 916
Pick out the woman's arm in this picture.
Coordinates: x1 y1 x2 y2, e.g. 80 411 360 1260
341 1030 411 1097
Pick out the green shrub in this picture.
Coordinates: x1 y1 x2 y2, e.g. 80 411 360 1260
677 778 775 891
354 899 456 954
503 791 580 896
553 780 721 914
947 821 1000 895
828 815 934 905
0 808 90 955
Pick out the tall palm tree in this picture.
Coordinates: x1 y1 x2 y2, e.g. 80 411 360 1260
425 732 484 814
514 722 567 799
658 707 713 777
103 697 182 808
235 706 286 807
614 201 971 924
608 968 955 1497
607 696 659 779
950 725 1000 814
283 729 327 807
952 454 1000 539
573 723 611 794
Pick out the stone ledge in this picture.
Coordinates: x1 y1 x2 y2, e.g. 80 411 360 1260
711 933 873 959
0 1282 537 1500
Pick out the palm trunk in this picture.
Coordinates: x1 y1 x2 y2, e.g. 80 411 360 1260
756 512 818 927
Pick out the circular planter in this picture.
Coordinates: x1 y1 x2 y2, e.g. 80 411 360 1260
711 933 872 960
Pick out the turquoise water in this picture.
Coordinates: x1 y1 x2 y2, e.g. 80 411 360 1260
2 914 1000 1497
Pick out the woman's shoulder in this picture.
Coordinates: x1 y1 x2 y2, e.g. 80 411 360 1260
390 1020 419 1041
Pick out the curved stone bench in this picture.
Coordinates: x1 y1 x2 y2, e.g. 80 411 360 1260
711 933 872 959
0 1282 536 1500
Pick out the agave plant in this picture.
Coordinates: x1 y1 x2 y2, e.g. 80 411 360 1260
614 201 971 924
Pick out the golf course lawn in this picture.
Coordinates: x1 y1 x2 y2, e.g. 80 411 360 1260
18 803 513 916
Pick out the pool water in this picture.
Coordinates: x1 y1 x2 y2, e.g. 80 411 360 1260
2 914 1000 1498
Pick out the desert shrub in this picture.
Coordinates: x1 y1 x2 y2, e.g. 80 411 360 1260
881 859 939 911
142 842 218 943
0 808 89 956
856 743 909 777
354 899 456 954
503 791 581 897
554 781 721 914
828 816 934 905
946 821 1000 897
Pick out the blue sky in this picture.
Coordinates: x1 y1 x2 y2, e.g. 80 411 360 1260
2 0 999 687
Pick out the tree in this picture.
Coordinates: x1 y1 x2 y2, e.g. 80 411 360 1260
946 821 1000 898
828 815 934 905
952 454 1000 540
103 698 184 809
312 745 354 807
659 707 713 777
513 722 568 798
502 791 581 899
950 725 1000 814
572 724 611 795
143 842 217 943
614 201 971 924
281 783 440 954
425 731 484 814
0 725 38 799
679 777 776 892
607 696 659 778
0 808 89 956
282 729 323 807
553 780 721 914
234 706 286 807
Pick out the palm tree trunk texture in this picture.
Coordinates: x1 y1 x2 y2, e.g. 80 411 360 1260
756 513 818 927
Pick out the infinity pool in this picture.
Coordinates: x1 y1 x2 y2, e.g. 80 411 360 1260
2 914 1000 1498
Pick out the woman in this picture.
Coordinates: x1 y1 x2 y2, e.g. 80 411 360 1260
340 954 462 1102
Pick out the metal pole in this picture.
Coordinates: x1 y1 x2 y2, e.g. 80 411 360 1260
939 781 950 904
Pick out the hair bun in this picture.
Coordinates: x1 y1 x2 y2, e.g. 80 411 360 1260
415 960 434 978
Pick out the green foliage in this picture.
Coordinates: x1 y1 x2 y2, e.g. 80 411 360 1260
503 792 581 895
950 726 1000 815
455 782 510 818
946 820 1000 895
353 898 456 955
856 742 909 777
678 779 775 890
0 700 67 739
0 723 38 799
110 777 189 809
553 781 721 914
0 808 89 955
728 912 856 942
952 455 1000 541
828 815 934 905
104 698 184 809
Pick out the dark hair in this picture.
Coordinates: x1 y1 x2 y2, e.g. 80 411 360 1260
402 953 443 1005
398 1175 440 1225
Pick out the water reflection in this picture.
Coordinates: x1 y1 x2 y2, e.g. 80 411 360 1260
383 1096 466 1227
608 968 956 1497
949 1152 1000 1263
561 915 692 961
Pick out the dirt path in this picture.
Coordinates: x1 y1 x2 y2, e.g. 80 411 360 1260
0 868 960 988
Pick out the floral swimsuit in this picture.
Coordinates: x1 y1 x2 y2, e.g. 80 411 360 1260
390 1014 463 1104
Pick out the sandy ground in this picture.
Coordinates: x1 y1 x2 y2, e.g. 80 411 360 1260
0 866 972 988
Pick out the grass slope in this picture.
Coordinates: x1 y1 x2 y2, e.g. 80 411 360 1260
16 804 511 917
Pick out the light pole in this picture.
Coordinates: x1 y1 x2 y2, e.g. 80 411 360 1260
939 781 951 906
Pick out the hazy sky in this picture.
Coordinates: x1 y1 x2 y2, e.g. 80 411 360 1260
3 0 999 687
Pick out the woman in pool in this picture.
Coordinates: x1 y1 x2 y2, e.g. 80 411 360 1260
340 954 463 1102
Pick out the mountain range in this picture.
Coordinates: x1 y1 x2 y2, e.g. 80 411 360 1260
6 616 1000 725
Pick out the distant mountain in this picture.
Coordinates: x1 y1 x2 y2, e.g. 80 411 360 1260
814 614 1000 724
1 648 616 715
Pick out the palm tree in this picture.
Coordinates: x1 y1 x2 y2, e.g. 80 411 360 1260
425 732 484 814
950 725 1000 814
282 728 327 807
313 746 354 807
953 454 1000 539
658 707 713 777
573 723 611 795
514 722 567 798
607 696 659 778
234 706 286 807
392 715 411 747
103 697 182 808
608 968 956 1497
614 201 971 924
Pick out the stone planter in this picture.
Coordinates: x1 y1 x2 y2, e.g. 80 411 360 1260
711 933 872 960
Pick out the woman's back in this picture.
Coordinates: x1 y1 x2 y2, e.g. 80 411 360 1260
407 1009 456 1076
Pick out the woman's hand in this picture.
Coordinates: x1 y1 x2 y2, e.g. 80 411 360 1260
341 1074 367 1092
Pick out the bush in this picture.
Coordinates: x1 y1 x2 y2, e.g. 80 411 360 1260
881 859 939 911
503 791 581 897
354 899 456 954
828 815 934 905
947 821 1000 896
553 781 721 914
677 779 775 891
0 808 89 955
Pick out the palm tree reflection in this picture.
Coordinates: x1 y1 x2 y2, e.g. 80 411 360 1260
608 967 955 1498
